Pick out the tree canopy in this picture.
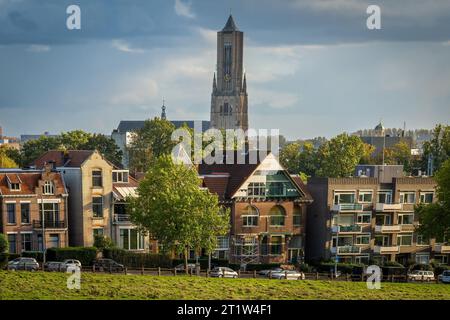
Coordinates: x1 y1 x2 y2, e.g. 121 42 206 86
0 145 18 168
128 154 229 271
421 124 450 173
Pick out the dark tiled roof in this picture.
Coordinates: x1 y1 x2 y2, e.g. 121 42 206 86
201 175 230 200
33 150 95 168
0 170 66 196
116 120 210 133
291 176 313 201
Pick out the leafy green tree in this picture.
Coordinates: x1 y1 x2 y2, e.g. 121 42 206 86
298 142 320 176
21 135 63 166
317 133 371 178
422 124 450 173
128 118 176 173
128 154 229 273
0 146 18 168
60 130 91 150
0 233 8 253
384 141 413 173
279 142 301 174
417 159 450 242
93 235 115 250
82 134 123 167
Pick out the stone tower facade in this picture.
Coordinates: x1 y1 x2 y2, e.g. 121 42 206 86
210 15 248 131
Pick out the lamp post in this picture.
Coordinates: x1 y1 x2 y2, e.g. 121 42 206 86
41 194 46 265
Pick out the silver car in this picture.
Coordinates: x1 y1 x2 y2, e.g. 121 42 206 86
210 267 238 278
62 259 82 271
259 267 284 277
271 270 305 280
7 257 40 271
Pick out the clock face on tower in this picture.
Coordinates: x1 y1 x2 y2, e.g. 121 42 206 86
224 74 231 82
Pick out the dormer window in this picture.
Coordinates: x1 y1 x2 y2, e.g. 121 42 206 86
43 181 54 195
112 170 129 183
10 183 20 191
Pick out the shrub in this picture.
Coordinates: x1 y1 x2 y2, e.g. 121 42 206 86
410 263 433 271
0 253 8 269
22 251 44 262
316 262 364 274
103 248 172 268
0 233 8 253
93 235 115 250
46 247 97 266
298 263 314 273
434 264 450 275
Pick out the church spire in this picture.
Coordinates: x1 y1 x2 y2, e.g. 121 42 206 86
242 72 247 93
222 14 238 32
213 72 217 92
161 99 167 120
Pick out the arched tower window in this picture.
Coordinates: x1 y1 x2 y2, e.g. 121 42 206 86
269 205 286 226
242 205 259 227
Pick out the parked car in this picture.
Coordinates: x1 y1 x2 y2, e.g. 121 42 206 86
93 259 124 272
209 267 238 278
271 270 305 280
44 261 64 271
175 263 196 272
7 258 40 271
259 267 284 277
61 259 82 271
408 270 435 281
438 270 450 283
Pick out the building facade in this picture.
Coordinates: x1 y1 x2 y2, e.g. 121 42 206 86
0 166 69 253
307 165 449 265
199 152 312 266
210 15 248 131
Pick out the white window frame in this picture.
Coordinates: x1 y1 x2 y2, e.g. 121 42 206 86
356 212 372 224
399 192 416 204
419 192 434 204
397 234 413 246
355 234 371 245
377 190 392 204
333 191 356 205
358 190 373 203
398 213 414 225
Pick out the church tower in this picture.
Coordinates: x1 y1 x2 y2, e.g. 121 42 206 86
210 15 248 131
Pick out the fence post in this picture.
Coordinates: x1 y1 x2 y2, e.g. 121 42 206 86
141 266 144 275
253 270 257 278
360 273 364 282
346 274 350 281
285 271 288 280
330 272 333 280
174 268 177 276
315 272 319 280
206 268 209 278
269 271 272 279
238 269 241 278
124 267 127 275
92 265 95 273
158 267 161 276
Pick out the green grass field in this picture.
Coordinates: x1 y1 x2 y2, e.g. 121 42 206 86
0 271 449 300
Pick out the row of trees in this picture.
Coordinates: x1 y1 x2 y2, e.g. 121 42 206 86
1 130 123 167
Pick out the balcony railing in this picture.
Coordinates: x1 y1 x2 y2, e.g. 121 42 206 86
332 225 362 233
114 214 131 222
375 203 403 211
332 203 363 212
434 244 450 254
331 246 361 255
33 220 66 229
375 225 401 233
373 245 399 254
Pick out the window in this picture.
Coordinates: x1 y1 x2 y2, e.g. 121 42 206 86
242 206 259 227
357 213 371 224
377 191 392 204
420 192 433 204
375 214 392 225
270 236 283 255
21 203 30 224
416 235 429 246
397 234 413 246
7 203 16 224
398 214 414 225
355 234 371 245
92 170 102 187
112 171 129 183
120 229 145 250
9 183 20 191
415 254 430 265
267 182 285 196
269 206 286 226
42 181 54 195
21 233 32 252
48 234 60 248
375 235 390 246
216 236 229 250
8 234 17 253
93 228 104 239
334 192 355 204
399 192 416 204
358 191 373 203
355 256 370 265
247 182 266 197
92 196 103 217
39 203 60 225
293 207 302 226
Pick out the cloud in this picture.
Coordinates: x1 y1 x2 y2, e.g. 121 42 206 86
174 0 195 19
26 44 50 52
112 39 144 53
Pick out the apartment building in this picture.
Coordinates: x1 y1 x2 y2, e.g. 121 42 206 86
0 166 69 253
307 165 449 266
34 150 148 250
199 151 313 266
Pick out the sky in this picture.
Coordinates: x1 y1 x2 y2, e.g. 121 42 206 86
0 0 449 140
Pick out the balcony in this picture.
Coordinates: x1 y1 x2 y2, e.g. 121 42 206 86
33 220 66 229
375 203 402 211
332 225 362 233
373 245 399 254
375 225 401 233
331 203 363 212
114 214 131 223
434 244 450 254
331 246 361 255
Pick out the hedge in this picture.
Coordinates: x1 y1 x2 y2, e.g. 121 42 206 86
46 247 97 266
103 248 172 268
316 262 364 274
22 251 44 262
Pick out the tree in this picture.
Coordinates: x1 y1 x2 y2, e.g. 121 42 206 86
82 134 123 167
21 135 62 166
0 233 8 253
128 154 229 273
93 235 115 250
60 130 91 150
128 118 176 173
416 159 450 242
279 142 301 174
384 141 413 173
317 133 371 178
422 124 450 173
0 146 18 168
298 142 320 176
